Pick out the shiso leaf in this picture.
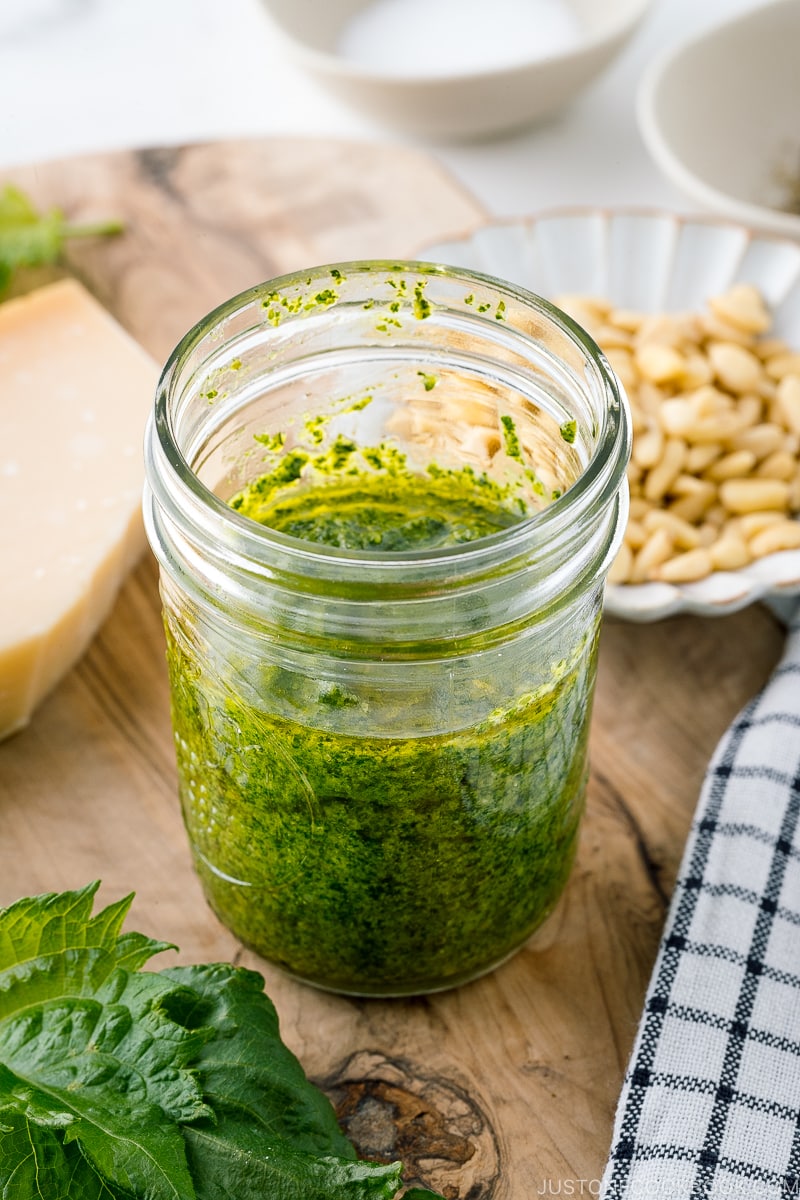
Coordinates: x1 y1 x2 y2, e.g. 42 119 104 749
0 885 446 1200
0 881 173 1017
0 884 204 1197
183 1122 404 1200
161 962 355 1160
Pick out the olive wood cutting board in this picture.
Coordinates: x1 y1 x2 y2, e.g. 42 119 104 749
0 138 786 1199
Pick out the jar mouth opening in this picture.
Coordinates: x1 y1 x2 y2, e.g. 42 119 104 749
150 259 630 576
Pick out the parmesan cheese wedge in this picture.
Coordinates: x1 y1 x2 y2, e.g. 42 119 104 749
0 279 159 739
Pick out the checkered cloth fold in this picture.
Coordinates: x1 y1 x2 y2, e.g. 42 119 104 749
602 603 800 1200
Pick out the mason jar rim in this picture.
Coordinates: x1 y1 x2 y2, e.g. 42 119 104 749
146 258 630 590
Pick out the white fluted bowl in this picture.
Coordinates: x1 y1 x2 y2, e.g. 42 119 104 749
420 209 800 621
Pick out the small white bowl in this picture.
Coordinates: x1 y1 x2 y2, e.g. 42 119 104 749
419 209 800 621
638 0 800 239
260 0 653 141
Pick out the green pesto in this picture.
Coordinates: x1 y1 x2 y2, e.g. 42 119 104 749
500 413 523 460
253 430 285 451
167 439 595 994
166 621 598 995
228 434 534 547
412 282 431 320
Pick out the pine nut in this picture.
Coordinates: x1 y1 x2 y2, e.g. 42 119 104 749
790 469 800 511
691 385 732 417
700 314 755 346
755 450 797 481
630 528 674 582
766 353 800 381
735 394 763 428
632 423 664 470
681 353 714 389
656 548 713 583
659 398 697 437
685 443 723 473
608 541 634 584
459 425 502 460
708 342 764 394
637 382 667 416
643 438 686 501
777 376 800 437
729 423 786 460
670 474 716 500
719 478 791 514
636 314 684 348
596 324 633 349
643 509 701 549
685 413 747 444
706 504 728 528
625 519 647 550
739 511 787 538
709 284 771 334
709 536 751 570
668 492 716 523
636 343 687 385
628 497 652 521
556 293 611 320
756 338 789 361
704 450 758 482
562 284 800 587
605 349 638 391
609 309 644 333
748 521 800 557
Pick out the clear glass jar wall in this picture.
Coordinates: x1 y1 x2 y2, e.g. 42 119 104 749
143 262 630 996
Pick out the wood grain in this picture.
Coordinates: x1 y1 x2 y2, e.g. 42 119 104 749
0 138 787 1199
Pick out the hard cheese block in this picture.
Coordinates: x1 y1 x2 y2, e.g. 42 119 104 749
0 279 159 739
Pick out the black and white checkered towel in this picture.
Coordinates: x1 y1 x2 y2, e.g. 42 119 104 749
602 602 800 1200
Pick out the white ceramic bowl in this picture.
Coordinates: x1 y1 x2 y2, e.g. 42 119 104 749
419 209 800 621
260 0 653 141
638 0 800 239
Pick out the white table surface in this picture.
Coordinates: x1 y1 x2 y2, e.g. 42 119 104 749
0 0 773 220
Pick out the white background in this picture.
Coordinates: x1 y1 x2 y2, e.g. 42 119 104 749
0 0 775 219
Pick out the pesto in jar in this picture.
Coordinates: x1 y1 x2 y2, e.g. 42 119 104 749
165 440 598 995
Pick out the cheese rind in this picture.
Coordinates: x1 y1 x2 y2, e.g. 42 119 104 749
0 279 159 738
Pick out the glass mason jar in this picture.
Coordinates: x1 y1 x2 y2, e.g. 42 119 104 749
143 261 630 997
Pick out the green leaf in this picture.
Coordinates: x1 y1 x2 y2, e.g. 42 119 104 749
162 963 354 1160
183 1121 404 1200
0 184 123 298
0 885 201 1199
0 882 173 1021
0 185 39 223
0 1111 123 1200
0 185 63 270
0 1110 70 1199
0 1016 198 1199
0 886 448 1200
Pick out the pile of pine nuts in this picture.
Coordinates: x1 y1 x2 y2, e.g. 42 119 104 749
556 284 800 585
